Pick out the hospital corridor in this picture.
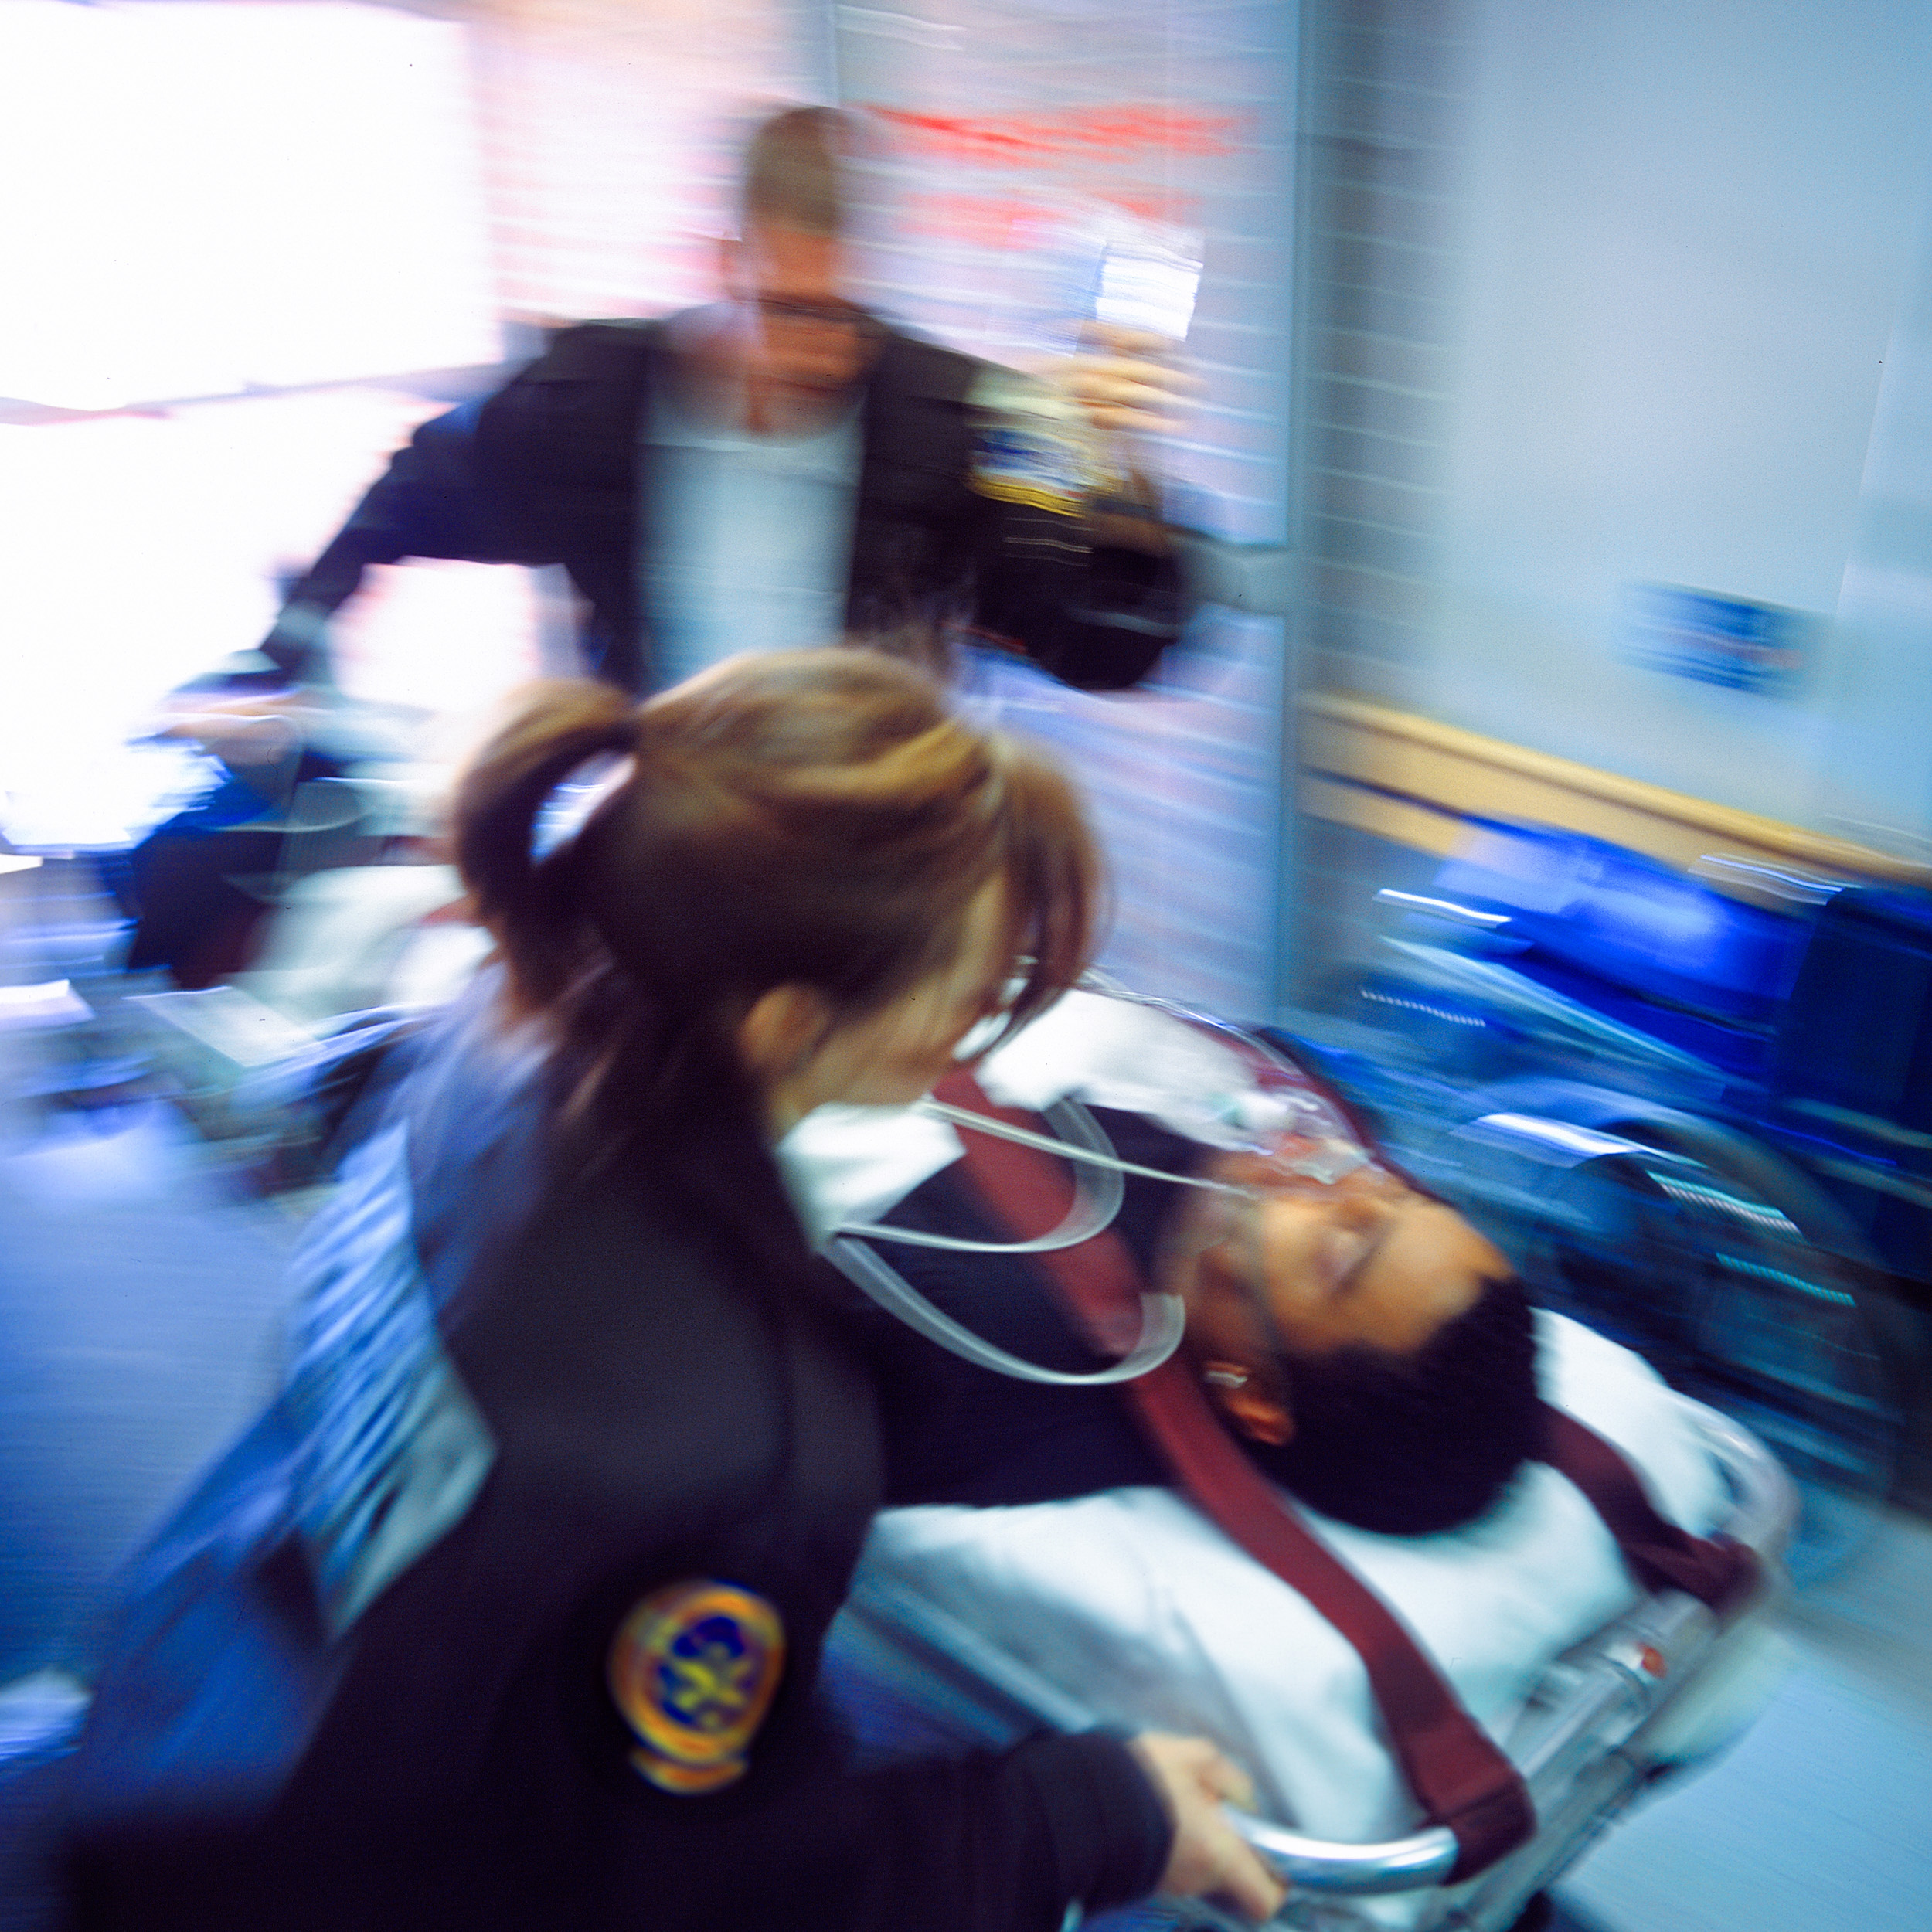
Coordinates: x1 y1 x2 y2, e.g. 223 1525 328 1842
5 1 1932 1928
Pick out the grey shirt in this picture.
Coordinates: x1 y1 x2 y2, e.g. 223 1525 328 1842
641 381 862 689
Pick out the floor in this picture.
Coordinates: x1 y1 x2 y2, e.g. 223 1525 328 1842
0 1103 304 1685
1554 1509 1932 1932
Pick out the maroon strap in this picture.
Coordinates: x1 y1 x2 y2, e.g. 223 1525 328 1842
1539 1406 1757 1614
934 1077 1535 1881
1134 1033 1763 1621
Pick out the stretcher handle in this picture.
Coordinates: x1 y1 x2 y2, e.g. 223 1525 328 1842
1224 1812 1458 1895
1675 1397 1797 1562
841 1573 1464 1896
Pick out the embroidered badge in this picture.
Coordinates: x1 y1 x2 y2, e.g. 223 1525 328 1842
607 1580 786 1794
971 422 1087 515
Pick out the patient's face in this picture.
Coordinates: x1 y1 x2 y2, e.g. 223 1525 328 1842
1166 1159 1542 1535
1179 1162 1513 1366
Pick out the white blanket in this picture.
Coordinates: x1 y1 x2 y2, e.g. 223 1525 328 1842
859 1312 1730 1925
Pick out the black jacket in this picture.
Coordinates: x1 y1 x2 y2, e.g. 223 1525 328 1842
267 318 1187 694
60 1002 1171 1931
847 1109 1192 1509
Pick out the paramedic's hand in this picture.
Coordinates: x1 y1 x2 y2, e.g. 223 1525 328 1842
1050 322 1199 435
1131 1733 1288 1922
1053 324 1193 556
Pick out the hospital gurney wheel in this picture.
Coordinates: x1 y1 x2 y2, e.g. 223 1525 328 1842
1515 1127 1900 1583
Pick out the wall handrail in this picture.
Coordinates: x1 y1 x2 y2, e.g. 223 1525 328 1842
1300 692 1932 889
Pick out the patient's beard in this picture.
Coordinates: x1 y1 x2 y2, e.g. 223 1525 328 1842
1240 1274 1541 1536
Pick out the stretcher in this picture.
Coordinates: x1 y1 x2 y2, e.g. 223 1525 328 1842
787 987 1799 1930
825 1393 1791 1930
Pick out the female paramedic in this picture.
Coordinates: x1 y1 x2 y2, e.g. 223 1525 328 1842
59 650 1283 1931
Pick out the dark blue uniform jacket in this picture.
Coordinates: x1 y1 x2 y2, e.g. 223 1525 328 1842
58 998 1168 1930
264 318 1188 695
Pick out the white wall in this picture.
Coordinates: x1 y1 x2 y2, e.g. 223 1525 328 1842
1416 0 1932 837
1820 230 1932 850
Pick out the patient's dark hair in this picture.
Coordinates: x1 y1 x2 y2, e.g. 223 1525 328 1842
1242 1273 1542 1536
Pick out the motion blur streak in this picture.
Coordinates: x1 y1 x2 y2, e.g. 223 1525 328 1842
3 3 1932 1930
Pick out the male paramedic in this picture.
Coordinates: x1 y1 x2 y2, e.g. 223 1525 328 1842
238 105 1191 698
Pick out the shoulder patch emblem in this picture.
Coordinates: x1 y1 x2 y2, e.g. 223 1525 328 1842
971 422 1088 515
607 1580 786 1794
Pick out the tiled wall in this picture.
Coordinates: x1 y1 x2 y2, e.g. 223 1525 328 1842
833 1 1297 1024
1288 0 1468 696
1284 0 1472 996
444 0 811 322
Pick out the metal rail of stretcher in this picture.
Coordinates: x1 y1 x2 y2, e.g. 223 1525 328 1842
829 1398 1796 1928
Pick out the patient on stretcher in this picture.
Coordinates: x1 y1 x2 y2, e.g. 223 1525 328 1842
781 989 1764 1894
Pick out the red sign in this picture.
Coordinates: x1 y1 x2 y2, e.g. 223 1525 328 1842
864 104 1243 168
